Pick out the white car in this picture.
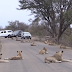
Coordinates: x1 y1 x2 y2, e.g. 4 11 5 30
0 30 13 38
21 32 32 39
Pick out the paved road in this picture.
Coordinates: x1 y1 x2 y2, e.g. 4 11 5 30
0 37 72 72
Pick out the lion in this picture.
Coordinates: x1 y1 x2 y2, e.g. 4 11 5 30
44 40 56 46
44 40 51 44
11 37 13 40
0 53 9 63
21 39 25 43
60 44 66 49
44 40 48 44
26 39 31 42
39 47 48 54
31 42 36 46
15 36 21 41
45 51 72 64
48 42 56 46
4 51 24 60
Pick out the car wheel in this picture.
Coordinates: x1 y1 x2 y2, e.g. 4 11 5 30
30 38 31 39
5 37 7 38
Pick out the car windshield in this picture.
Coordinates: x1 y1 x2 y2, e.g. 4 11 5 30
24 32 30 34
13 30 20 34
8 31 12 32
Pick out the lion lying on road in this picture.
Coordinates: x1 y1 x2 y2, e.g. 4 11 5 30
44 40 52 44
44 40 56 46
31 42 36 46
39 47 48 54
21 39 25 43
4 51 24 60
15 37 21 41
44 40 48 44
26 39 31 42
45 51 72 64
36 47 48 55
60 44 66 49
0 53 9 63
48 42 56 46
11 37 13 40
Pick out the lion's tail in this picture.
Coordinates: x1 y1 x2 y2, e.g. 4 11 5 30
0 60 9 63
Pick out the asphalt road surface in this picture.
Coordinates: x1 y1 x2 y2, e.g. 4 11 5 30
0 37 72 72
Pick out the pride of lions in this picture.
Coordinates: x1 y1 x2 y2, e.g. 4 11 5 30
0 49 72 64
0 38 72 64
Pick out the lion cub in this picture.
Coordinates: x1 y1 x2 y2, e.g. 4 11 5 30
45 51 72 64
0 53 9 63
31 42 36 46
39 47 48 54
4 51 24 60
60 44 66 49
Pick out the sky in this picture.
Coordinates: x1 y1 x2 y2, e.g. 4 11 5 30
0 0 34 28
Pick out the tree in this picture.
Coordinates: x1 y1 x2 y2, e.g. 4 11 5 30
18 0 72 42
5 20 29 31
29 18 48 36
